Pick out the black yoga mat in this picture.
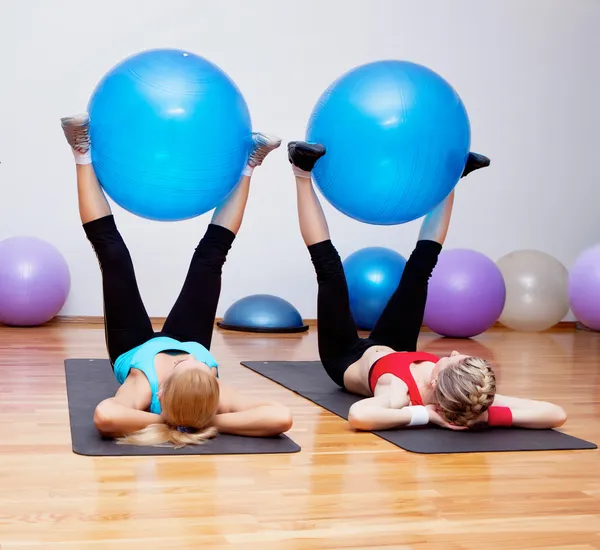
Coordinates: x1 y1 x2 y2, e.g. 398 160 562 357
242 361 597 454
64 359 300 456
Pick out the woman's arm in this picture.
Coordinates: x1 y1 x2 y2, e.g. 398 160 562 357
348 378 413 430
348 378 467 431
215 385 292 437
93 374 159 437
348 397 466 431
479 394 567 429
94 398 163 437
348 395 413 430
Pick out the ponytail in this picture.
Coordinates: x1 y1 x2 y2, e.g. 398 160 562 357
117 366 220 448
118 423 218 448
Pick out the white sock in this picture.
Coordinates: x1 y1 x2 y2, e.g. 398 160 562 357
293 165 311 179
73 148 92 165
242 165 254 177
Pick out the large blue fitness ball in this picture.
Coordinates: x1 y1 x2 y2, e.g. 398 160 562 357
343 247 407 330
307 61 471 225
88 49 251 221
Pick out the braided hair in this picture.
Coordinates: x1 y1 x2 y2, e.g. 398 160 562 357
435 357 496 427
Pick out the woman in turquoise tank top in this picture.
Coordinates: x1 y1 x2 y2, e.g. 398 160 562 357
62 114 292 447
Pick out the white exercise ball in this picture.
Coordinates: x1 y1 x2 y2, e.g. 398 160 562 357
496 250 569 331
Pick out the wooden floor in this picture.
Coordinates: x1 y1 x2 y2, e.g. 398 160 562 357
1 324 599 549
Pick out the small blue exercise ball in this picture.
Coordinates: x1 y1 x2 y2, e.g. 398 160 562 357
307 60 470 225
343 247 407 330
218 294 308 333
88 49 251 221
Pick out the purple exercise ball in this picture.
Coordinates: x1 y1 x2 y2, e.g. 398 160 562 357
0 236 71 326
424 249 506 338
568 244 600 331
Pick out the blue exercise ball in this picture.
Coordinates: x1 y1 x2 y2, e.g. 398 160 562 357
307 61 471 225
218 294 308 333
343 247 407 330
88 49 251 221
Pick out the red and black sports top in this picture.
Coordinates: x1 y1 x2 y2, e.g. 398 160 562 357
368 352 440 405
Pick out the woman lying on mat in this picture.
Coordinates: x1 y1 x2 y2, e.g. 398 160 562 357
61 113 292 446
288 141 567 432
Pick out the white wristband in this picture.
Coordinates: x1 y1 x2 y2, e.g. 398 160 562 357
407 405 429 427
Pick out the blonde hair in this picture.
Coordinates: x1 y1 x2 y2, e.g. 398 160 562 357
119 367 220 448
435 356 496 427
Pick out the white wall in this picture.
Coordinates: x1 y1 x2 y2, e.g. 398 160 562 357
1 0 599 318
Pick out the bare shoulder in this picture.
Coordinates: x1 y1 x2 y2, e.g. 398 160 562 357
114 369 152 410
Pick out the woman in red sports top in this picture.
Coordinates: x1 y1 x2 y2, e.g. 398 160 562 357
288 141 567 432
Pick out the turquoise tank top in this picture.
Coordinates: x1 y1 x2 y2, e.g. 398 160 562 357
113 336 218 415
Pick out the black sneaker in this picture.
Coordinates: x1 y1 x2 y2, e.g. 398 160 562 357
288 141 326 172
461 152 491 178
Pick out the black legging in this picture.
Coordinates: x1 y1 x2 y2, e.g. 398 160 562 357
84 215 235 365
309 239 442 388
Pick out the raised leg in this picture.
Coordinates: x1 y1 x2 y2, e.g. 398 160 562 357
61 114 153 363
289 142 362 385
368 237 443 352
161 133 281 348
289 141 331 246
369 151 491 350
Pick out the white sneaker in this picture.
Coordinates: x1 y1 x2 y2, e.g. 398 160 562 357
247 132 282 167
60 113 91 153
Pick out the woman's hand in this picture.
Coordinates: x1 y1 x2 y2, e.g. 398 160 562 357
471 410 489 426
426 405 468 431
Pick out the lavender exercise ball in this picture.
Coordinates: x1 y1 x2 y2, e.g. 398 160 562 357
568 244 600 331
0 236 71 326
424 249 506 338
